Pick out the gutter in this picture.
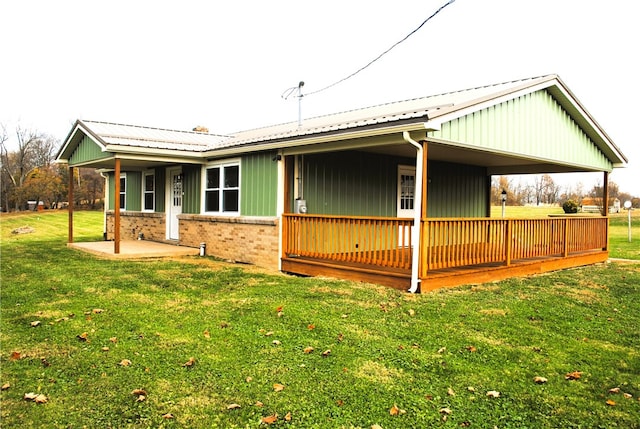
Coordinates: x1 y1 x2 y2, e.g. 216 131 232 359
402 131 423 293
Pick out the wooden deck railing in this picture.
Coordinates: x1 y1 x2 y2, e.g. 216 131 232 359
282 214 414 269
282 214 608 276
420 217 608 275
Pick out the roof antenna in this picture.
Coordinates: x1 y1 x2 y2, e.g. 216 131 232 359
281 81 305 127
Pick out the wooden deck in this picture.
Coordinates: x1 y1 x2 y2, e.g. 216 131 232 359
282 250 608 291
281 214 609 292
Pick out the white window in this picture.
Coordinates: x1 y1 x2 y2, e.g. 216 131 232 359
204 161 240 214
119 174 126 211
143 171 155 211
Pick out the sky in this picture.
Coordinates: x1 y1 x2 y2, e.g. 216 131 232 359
1 0 638 196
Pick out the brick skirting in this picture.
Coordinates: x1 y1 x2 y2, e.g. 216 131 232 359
106 211 279 270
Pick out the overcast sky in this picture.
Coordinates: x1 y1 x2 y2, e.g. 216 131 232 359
1 0 637 195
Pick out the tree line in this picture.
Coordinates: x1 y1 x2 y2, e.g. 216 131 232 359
490 174 639 209
1 124 104 212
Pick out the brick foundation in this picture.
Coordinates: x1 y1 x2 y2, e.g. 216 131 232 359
106 211 166 241
105 211 279 270
179 214 279 269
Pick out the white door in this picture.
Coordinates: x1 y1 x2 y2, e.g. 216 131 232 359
397 166 416 247
168 168 183 240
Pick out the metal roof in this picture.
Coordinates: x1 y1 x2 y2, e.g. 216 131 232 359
56 74 627 167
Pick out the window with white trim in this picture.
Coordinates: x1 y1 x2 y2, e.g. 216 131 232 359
143 171 155 211
119 174 126 211
204 162 240 214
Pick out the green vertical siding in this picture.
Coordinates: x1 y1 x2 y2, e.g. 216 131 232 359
241 153 278 216
426 161 487 217
154 168 165 213
300 152 487 218
302 151 410 217
181 165 201 214
126 172 142 211
69 135 110 166
106 171 141 211
429 89 613 170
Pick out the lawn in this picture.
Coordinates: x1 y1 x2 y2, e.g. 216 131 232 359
1 210 639 428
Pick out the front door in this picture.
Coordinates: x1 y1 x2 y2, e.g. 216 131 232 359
397 165 416 246
167 168 183 240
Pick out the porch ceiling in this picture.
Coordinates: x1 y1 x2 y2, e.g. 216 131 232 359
364 141 600 175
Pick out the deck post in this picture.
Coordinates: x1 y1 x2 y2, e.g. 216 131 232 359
68 166 74 244
505 219 512 266
602 171 609 217
114 158 121 254
563 218 569 257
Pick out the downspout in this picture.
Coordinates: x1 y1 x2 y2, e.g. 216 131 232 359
402 131 423 293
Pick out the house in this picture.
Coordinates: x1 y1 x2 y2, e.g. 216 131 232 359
56 75 628 292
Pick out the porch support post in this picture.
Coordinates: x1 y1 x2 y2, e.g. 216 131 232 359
602 171 609 217
68 166 74 244
403 132 423 293
114 158 121 254
277 151 287 269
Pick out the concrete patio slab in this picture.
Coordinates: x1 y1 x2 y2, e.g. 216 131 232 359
68 240 200 259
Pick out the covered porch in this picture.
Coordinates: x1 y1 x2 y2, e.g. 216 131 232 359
281 214 609 291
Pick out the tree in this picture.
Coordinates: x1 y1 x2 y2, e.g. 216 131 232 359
0 124 60 210
20 165 64 210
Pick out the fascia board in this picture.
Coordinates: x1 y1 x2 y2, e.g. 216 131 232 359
103 144 205 162
57 121 109 160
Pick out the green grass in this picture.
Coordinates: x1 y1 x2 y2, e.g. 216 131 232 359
1 211 639 428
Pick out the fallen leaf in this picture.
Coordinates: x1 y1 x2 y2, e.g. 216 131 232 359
337 333 344 342
162 413 174 419
606 399 616 406
246 376 253 383
276 306 283 313
272 340 281 345
303 346 314 354
220 322 229 328
1 383 10 390
92 308 104 314
119 359 132 367
390 404 400 415
273 383 285 392
136 395 146 402
41 358 50 367
227 403 241 410
131 388 147 396
307 324 315 330
447 387 455 396
341 314 348 318
466 345 477 352
182 357 196 367
203 329 210 339
371 425 383 429
77 332 89 342
437 347 446 354
486 390 500 398
408 309 415 316
261 414 278 424
623 393 633 399
608 387 621 394
30 321 41 327
24 392 38 401
336 399 344 406
467 386 476 393
322 349 331 357
284 412 292 421
255 401 264 407
10 351 21 361
264 331 274 337
34 394 48 404
565 371 582 380
533 376 548 384
439 407 452 415
109 337 118 343
102 347 110 352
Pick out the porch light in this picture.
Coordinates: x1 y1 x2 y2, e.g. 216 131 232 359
501 190 507 218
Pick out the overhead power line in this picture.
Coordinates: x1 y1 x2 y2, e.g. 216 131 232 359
304 0 457 97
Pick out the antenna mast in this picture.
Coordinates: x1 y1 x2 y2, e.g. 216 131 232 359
281 81 305 127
